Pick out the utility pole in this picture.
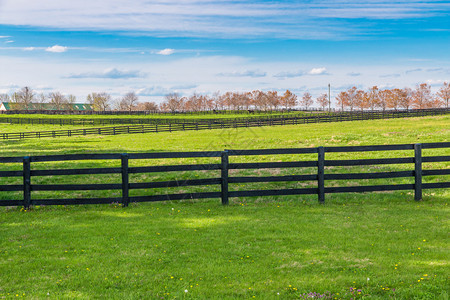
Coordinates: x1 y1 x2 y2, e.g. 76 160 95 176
328 83 331 112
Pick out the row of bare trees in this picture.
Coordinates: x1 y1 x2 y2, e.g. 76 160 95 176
159 90 298 112
0 87 78 111
1 82 449 112
334 83 449 112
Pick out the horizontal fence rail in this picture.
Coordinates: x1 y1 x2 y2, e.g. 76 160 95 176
0 108 448 140
0 143 449 208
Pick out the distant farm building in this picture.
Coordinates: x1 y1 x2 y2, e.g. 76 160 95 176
0 102 94 112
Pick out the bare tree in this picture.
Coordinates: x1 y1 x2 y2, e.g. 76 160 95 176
0 93 10 102
162 93 183 113
49 92 68 110
86 92 111 111
35 93 48 111
137 101 158 111
12 86 35 110
280 90 297 110
398 87 413 110
412 83 433 109
437 82 450 109
366 86 379 111
300 92 313 110
120 92 139 112
316 93 328 111
335 91 348 111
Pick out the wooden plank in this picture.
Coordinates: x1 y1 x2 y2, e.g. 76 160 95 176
422 156 450 163
422 182 450 189
421 142 450 149
318 146 325 204
414 143 422 201
221 151 229 205
229 161 317 170
129 164 221 173
23 157 31 209
229 188 317 198
31 183 121 191
227 148 318 155
325 157 413 166
31 167 121 176
0 185 23 191
121 153 129 207
130 178 221 189
325 170 413 180
0 170 23 177
0 200 23 206
324 184 414 193
129 151 222 159
423 169 450 176
31 153 121 162
32 197 121 206
130 191 221 202
228 174 317 183
0 157 23 163
324 144 414 152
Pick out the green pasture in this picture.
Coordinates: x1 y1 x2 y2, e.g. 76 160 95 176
0 115 449 299
0 110 312 121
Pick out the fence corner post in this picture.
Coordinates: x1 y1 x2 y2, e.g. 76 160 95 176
318 147 325 204
221 150 229 205
121 153 129 207
23 156 31 209
414 143 422 201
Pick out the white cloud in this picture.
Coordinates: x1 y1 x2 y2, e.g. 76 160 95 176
46 45 68 53
4 40 14 44
308 67 328 75
23 47 35 51
157 48 175 55
274 70 305 78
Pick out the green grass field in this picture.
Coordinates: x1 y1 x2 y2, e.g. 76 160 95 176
0 110 312 121
0 115 449 299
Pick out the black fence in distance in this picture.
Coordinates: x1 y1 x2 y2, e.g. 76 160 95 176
0 108 448 140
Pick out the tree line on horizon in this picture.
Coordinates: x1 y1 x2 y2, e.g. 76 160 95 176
1 82 449 112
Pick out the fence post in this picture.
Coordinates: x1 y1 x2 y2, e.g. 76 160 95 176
318 147 325 204
414 143 422 201
23 156 31 209
221 150 229 205
121 153 129 207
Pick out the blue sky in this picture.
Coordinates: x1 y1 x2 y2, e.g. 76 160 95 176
0 0 449 105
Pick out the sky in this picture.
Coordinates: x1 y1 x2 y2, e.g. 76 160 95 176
0 0 449 105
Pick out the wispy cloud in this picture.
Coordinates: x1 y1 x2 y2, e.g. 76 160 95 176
217 70 267 78
380 73 401 78
274 70 306 78
157 48 175 55
405 68 422 74
0 1 448 39
65 68 147 79
275 67 329 78
46 45 68 53
347 72 361 76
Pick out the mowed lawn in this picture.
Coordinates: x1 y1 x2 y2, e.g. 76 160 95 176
0 115 449 299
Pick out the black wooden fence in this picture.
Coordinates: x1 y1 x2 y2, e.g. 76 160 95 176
1 109 448 140
0 143 448 209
